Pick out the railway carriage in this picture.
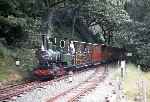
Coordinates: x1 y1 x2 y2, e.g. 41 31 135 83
91 44 102 65
84 43 93 66
74 41 87 69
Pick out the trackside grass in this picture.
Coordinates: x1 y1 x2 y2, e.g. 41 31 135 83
113 64 150 101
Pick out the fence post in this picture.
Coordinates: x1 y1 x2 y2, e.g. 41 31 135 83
143 81 147 102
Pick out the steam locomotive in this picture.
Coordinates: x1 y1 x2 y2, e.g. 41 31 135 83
33 36 124 80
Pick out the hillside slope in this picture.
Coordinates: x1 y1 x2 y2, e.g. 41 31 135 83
0 43 36 84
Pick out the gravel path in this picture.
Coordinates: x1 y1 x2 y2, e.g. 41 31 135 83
9 69 96 102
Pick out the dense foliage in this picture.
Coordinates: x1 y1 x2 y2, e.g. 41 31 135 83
124 0 150 70
0 0 150 70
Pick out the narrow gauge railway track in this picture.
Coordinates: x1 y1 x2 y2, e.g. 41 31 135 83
0 81 38 94
0 81 40 101
0 74 69 101
0 68 94 101
47 66 107 102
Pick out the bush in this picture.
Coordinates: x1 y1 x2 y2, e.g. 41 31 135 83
0 16 27 46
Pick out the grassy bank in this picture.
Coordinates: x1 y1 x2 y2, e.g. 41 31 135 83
113 64 150 101
0 43 37 84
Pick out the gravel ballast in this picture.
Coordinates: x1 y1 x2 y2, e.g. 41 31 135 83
9 69 96 102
